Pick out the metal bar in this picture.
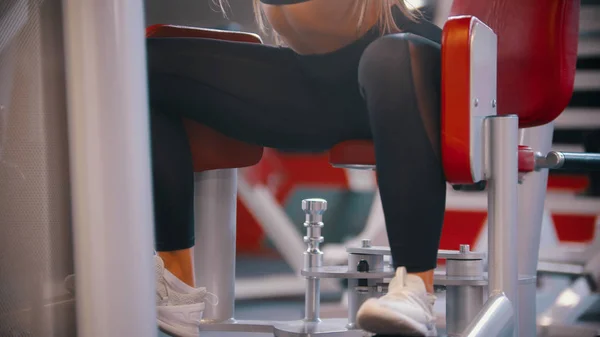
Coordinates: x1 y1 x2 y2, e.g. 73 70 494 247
62 0 156 335
302 199 327 322
447 286 485 336
516 122 554 337
446 255 485 336
462 294 515 337
485 115 519 336
305 278 321 321
538 151 600 171
194 169 237 322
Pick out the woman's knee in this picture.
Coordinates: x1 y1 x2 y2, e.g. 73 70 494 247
358 33 440 94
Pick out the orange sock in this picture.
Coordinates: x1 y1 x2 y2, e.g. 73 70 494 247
157 248 195 287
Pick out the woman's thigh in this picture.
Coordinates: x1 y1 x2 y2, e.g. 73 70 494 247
146 37 371 151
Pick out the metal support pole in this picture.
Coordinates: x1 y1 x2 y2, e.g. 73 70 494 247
486 115 520 336
302 198 327 322
463 294 515 337
194 169 237 322
62 0 156 335
446 245 485 336
516 123 554 337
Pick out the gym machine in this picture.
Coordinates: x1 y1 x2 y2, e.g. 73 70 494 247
146 0 598 336
1 0 597 336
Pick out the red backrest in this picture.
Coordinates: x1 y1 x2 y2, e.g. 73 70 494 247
450 0 580 128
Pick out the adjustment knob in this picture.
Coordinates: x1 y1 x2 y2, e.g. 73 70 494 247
302 198 327 215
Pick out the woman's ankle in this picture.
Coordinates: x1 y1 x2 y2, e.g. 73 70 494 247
410 269 435 294
157 248 195 287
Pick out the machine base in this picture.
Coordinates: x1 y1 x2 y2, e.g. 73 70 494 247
274 319 364 337
197 318 364 336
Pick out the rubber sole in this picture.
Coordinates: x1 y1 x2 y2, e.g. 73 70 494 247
157 319 199 337
356 299 436 336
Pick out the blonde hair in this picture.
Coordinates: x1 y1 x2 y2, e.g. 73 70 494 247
215 0 417 41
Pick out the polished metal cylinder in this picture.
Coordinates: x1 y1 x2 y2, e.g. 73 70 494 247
516 123 553 337
446 286 484 336
462 294 515 337
305 278 321 322
486 115 520 337
302 198 327 322
445 257 484 336
194 169 238 322
446 260 484 278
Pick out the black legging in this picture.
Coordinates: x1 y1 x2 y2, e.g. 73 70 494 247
147 17 446 273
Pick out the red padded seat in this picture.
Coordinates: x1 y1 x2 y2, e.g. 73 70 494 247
146 25 264 172
329 140 375 167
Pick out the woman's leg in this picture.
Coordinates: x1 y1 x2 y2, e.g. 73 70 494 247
356 33 445 336
151 108 196 286
359 33 445 290
146 37 371 286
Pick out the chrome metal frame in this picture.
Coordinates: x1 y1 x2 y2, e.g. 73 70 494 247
461 115 520 337
62 0 157 335
194 169 238 321
516 123 555 337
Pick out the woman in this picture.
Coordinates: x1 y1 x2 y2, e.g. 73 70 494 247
149 0 445 336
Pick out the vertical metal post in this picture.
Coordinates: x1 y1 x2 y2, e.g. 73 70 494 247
446 245 484 336
62 0 157 336
516 123 554 337
302 198 327 322
347 250 385 329
194 169 237 322
486 115 520 337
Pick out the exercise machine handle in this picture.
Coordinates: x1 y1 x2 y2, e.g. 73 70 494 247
537 151 600 171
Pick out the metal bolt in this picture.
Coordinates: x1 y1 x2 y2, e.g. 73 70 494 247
459 244 471 253
302 198 327 213
473 99 479 107
492 99 497 108
361 239 372 248
302 198 327 224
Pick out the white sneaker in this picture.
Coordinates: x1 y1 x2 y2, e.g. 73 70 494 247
155 255 218 337
356 267 437 336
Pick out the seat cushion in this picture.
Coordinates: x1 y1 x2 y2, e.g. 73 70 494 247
329 140 376 168
184 122 263 172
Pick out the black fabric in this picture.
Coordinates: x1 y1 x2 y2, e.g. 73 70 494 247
260 0 310 4
148 19 446 272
